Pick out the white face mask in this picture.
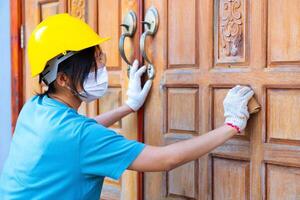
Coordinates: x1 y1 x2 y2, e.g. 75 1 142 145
79 66 108 103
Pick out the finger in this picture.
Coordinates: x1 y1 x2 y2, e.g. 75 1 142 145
241 105 250 118
132 59 139 67
240 108 250 119
141 80 152 97
244 90 254 101
135 65 147 77
130 59 139 78
230 85 242 94
238 86 251 96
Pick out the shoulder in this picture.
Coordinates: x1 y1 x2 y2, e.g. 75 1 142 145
79 117 111 135
78 117 122 144
21 95 40 108
19 95 49 112
17 95 41 117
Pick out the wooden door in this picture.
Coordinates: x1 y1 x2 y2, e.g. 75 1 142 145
143 0 300 199
23 0 141 199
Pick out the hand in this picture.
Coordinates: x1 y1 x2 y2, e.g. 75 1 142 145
223 85 254 132
125 60 152 111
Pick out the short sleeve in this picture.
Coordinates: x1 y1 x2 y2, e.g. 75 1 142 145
79 119 145 180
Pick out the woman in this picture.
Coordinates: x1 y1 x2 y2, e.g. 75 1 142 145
0 14 254 199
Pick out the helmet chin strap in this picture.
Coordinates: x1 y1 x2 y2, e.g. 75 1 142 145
40 51 77 86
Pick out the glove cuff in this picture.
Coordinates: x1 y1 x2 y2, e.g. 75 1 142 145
225 117 246 131
225 122 241 133
125 99 139 112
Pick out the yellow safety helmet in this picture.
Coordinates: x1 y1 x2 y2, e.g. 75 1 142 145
28 13 110 79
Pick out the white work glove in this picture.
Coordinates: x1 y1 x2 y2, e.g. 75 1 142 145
125 60 152 111
223 85 254 132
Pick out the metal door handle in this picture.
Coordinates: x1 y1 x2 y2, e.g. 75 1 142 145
140 6 159 80
119 11 137 76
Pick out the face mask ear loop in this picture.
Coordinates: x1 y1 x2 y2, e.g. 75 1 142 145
66 85 87 99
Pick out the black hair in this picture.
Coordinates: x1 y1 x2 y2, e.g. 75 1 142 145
39 46 97 96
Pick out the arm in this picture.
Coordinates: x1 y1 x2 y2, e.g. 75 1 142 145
129 125 237 171
129 85 254 172
93 104 133 127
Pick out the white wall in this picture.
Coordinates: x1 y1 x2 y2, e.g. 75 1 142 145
0 0 12 172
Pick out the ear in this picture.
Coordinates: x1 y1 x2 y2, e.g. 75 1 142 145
95 45 106 68
56 72 69 87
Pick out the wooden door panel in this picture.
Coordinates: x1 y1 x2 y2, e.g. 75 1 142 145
164 135 198 199
98 0 121 70
214 0 248 65
167 88 199 134
39 1 62 19
266 164 300 200
168 161 197 199
144 0 300 199
267 89 300 142
268 0 300 66
213 158 250 200
168 0 197 66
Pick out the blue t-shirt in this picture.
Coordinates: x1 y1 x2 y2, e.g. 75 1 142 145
0 95 145 200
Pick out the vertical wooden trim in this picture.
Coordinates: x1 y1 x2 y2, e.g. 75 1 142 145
10 0 23 134
137 0 144 199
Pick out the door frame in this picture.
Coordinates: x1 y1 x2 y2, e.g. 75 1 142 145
136 0 144 199
10 0 24 134
10 0 145 199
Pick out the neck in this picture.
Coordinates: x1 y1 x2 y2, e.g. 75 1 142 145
48 91 82 110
